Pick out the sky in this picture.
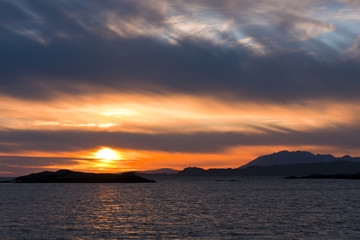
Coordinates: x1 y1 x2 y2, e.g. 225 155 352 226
1 0 360 176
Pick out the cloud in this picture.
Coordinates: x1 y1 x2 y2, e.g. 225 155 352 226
282 15 336 41
0 156 78 167
0 155 86 175
2 0 360 175
0 0 359 104
0 123 359 154
347 36 360 56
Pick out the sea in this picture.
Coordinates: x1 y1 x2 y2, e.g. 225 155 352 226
1 176 360 239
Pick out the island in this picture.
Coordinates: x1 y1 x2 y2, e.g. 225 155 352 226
2 169 156 183
285 173 360 180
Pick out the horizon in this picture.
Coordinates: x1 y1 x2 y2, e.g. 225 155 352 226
1 0 360 176
1 149 360 177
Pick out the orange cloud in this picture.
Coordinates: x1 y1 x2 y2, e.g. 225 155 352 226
1 93 360 134
2 92 360 174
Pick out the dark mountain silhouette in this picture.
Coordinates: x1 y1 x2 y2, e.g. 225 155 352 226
10 169 156 183
240 150 360 168
177 151 360 176
178 161 360 176
136 168 179 174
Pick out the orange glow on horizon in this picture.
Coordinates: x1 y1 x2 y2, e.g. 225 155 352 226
2 92 360 174
94 147 121 161
11 145 359 174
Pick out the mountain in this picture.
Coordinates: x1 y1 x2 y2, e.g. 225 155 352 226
178 161 360 176
240 150 360 168
10 169 156 183
136 168 179 174
177 150 360 176
177 167 208 176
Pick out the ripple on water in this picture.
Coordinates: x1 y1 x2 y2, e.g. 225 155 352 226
0 177 360 239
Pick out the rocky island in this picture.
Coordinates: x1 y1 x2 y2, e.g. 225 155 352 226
3 169 156 183
286 173 360 180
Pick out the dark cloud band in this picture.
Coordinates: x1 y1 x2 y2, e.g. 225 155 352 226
1 125 359 153
0 0 359 102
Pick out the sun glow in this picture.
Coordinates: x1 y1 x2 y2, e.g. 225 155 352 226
94 147 121 161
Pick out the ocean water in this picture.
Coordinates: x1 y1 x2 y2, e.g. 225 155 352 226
1 176 360 239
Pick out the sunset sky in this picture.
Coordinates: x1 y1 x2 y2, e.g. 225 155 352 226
1 0 360 176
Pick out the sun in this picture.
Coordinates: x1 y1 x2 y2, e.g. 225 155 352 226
94 147 120 161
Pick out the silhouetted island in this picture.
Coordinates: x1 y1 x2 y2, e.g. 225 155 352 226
6 169 156 183
177 151 360 176
241 150 360 168
178 161 360 176
286 173 360 180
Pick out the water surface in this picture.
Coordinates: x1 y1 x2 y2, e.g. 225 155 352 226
1 176 359 239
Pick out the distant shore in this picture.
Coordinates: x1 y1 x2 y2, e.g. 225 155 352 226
0 170 156 183
286 173 360 180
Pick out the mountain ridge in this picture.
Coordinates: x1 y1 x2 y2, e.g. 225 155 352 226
240 150 360 168
177 150 360 176
135 168 179 174
178 161 360 176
